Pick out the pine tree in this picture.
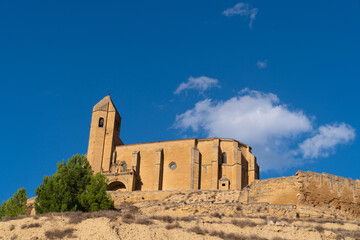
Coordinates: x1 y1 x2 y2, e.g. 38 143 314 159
34 154 114 214
0 188 28 220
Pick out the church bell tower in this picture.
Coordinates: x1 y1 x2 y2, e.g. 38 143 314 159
87 95 122 173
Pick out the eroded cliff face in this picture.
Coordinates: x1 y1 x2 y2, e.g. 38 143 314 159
295 171 360 218
110 171 360 219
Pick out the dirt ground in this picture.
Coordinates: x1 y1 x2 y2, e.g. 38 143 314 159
1 209 359 240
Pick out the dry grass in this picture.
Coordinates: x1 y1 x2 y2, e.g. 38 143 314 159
135 218 154 225
150 215 174 223
165 222 182 230
314 225 324 233
305 218 345 225
9 224 15 231
209 230 226 238
327 228 360 239
189 226 268 240
211 212 222 219
45 228 77 239
188 226 208 235
177 216 195 222
122 213 135 224
21 223 41 229
1 215 29 222
280 217 295 224
65 210 122 224
231 219 258 228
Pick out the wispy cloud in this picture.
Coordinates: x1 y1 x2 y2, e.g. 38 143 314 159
174 87 356 172
256 60 268 69
299 123 355 158
222 3 258 29
174 76 220 95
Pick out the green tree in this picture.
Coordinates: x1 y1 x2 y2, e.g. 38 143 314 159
0 188 28 220
0 201 6 220
34 154 114 214
79 173 114 212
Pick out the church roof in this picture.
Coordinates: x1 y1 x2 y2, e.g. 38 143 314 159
93 95 119 113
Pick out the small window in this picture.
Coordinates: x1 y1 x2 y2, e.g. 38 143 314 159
99 118 104 127
222 153 227 164
169 162 177 170
222 183 226 187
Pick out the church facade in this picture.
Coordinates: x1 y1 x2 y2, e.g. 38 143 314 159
87 96 259 191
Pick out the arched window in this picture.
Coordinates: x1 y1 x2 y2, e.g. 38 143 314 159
222 153 227 164
98 118 104 127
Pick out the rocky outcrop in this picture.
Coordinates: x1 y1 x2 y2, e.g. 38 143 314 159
295 171 360 218
109 171 360 219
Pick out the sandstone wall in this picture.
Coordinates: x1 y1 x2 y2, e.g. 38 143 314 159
109 171 360 219
296 171 360 218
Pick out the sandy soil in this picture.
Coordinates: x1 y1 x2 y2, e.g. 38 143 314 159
1 210 359 240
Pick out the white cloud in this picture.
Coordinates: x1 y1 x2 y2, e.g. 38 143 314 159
174 88 356 172
299 123 355 158
174 76 220 95
256 60 268 69
222 3 259 29
174 89 313 171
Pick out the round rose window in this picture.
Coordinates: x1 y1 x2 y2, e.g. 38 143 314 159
169 162 177 170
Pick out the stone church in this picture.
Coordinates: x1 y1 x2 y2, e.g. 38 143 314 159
87 96 260 191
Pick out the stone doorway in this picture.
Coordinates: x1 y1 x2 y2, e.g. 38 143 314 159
107 181 126 191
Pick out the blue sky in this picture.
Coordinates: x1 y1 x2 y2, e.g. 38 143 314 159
0 0 359 201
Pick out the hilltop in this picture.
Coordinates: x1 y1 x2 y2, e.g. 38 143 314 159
2 170 360 240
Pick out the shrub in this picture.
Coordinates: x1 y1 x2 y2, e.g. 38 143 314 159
122 213 135 224
123 213 134 220
314 225 324 233
35 154 114 214
248 235 267 240
45 228 77 239
177 216 195 222
165 222 181 230
211 212 222 219
21 223 41 229
188 226 208 235
209 230 226 238
67 210 121 224
118 202 139 214
280 217 294 224
231 219 257 228
135 218 154 225
150 215 174 223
